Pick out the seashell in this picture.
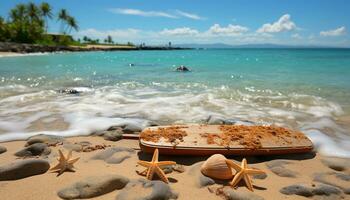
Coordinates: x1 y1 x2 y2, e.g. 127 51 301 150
200 154 233 180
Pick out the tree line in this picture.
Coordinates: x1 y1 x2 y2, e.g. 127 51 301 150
0 2 78 45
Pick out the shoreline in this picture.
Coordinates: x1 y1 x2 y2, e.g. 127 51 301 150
0 42 191 55
0 134 349 200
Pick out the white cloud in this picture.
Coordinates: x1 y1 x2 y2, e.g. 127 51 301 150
175 10 205 20
160 27 199 36
208 24 248 36
257 14 296 33
320 26 346 36
109 8 177 18
291 33 302 39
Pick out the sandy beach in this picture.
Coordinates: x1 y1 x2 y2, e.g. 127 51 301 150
1 134 350 200
0 51 26 57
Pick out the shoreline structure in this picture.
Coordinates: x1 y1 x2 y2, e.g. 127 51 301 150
0 42 191 54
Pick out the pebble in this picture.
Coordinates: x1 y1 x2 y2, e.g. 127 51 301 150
280 183 341 198
91 147 135 164
57 175 129 199
223 188 264 200
0 146 7 154
314 172 350 194
0 159 50 181
15 143 51 157
116 179 178 200
266 160 298 177
103 130 123 141
321 157 350 171
26 134 64 146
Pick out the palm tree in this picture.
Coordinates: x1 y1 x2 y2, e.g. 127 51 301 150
66 16 78 33
40 2 52 33
27 2 40 22
107 35 113 44
58 9 68 34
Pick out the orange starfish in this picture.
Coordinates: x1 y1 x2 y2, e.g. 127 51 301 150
137 149 176 183
225 158 265 191
51 150 80 176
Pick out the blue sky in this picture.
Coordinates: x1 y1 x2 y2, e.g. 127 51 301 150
1 0 349 46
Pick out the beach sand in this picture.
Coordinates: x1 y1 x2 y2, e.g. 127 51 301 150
1 135 349 200
0 51 25 57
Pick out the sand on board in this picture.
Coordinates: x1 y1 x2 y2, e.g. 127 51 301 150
139 124 313 156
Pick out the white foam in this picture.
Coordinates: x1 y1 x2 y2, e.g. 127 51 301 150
0 84 349 158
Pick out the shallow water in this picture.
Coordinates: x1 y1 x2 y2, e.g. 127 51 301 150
0 49 350 157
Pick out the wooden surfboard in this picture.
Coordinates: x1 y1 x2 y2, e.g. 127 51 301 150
139 124 313 156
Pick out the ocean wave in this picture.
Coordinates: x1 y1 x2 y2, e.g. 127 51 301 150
0 52 50 58
0 84 349 157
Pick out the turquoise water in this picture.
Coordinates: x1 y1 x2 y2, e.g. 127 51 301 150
0 49 350 157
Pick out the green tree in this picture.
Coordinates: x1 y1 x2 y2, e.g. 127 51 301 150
66 16 78 33
107 35 113 44
58 9 68 34
40 2 53 33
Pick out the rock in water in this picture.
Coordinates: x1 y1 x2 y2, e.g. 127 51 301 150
58 88 80 94
175 65 190 72
15 143 51 157
26 134 64 146
116 179 178 200
0 146 7 154
0 159 50 181
91 147 135 164
58 175 129 199
103 130 123 141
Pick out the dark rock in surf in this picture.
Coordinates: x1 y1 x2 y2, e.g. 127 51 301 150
175 65 190 72
58 88 80 94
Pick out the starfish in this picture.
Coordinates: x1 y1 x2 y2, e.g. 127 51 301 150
137 148 176 183
51 150 80 176
225 158 265 191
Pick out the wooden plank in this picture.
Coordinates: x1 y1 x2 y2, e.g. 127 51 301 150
139 124 313 156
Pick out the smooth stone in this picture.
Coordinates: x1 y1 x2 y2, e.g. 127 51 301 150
122 123 143 134
0 159 50 181
253 173 268 180
26 134 64 146
58 175 129 199
91 147 134 164
266 160 298 178
321 157 350 171
116 179 178 200
0 146 7 154
223 188 264 200
314 172 350 194
206 115 227 125
103 130 123 141
107 122 143 134
280 183 341 197
63 143 83 152
15 143 51 157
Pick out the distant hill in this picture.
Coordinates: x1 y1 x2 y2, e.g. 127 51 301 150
176 43 346 49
